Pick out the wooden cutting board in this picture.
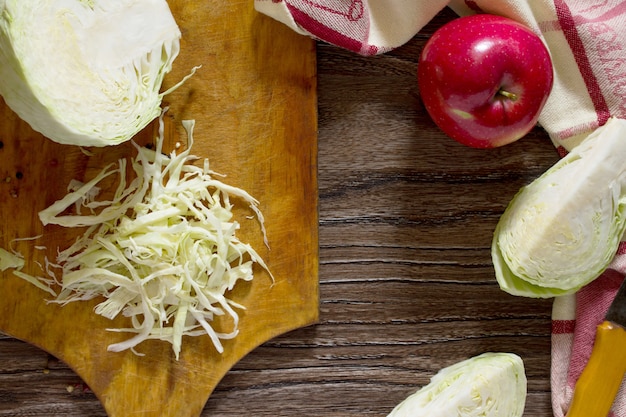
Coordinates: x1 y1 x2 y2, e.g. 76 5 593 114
0 2 318 416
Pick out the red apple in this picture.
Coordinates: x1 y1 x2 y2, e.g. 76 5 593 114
417 14 554 148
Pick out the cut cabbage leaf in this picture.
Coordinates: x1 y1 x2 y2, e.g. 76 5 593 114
0 244 58 297
0 247 23 271
493 117 626 298
387 352 526 417
37 111 270 359
0 0 181 146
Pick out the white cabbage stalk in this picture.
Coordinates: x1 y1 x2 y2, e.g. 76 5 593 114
493 117 626 298
387 352 526 417
0 0 181 146
37 112 270 359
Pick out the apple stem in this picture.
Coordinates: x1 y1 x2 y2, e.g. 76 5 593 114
498 89 518 101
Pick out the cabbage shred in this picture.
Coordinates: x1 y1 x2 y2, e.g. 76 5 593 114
38 112 270 359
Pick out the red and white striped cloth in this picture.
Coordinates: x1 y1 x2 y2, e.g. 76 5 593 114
255 1 626 416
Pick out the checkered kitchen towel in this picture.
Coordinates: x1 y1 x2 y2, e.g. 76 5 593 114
255 1 626 416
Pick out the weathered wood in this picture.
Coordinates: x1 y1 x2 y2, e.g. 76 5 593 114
0 6 558 416
0 1 317 416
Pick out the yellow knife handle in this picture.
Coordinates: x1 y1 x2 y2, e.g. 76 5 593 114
567 321 626 417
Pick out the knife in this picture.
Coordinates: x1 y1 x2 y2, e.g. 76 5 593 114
567 277 626 417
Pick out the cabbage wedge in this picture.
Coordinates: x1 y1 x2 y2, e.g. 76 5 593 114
0 0 181 146
493 117 626 298
387 352 526 417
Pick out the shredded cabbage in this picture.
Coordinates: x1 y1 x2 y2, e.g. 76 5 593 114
493 117 626 298
0 243 58 296
387 352 527 417
0 0 181 146
37 111 270 359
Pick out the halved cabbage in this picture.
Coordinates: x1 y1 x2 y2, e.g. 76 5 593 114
0 0 181 146
387 352 526 417
493 117 626 298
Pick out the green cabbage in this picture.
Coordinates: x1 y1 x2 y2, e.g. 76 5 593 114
0 0 181 146
492 117 626 298
387 352 526 417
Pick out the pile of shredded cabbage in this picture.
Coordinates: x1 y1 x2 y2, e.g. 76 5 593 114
35 111 270 359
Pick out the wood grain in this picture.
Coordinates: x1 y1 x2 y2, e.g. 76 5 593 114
0 7 559 417
0 1 317 416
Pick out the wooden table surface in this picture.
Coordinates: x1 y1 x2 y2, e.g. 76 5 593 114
0 8 560 416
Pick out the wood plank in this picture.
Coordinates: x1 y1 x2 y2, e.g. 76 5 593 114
0 2 318 416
